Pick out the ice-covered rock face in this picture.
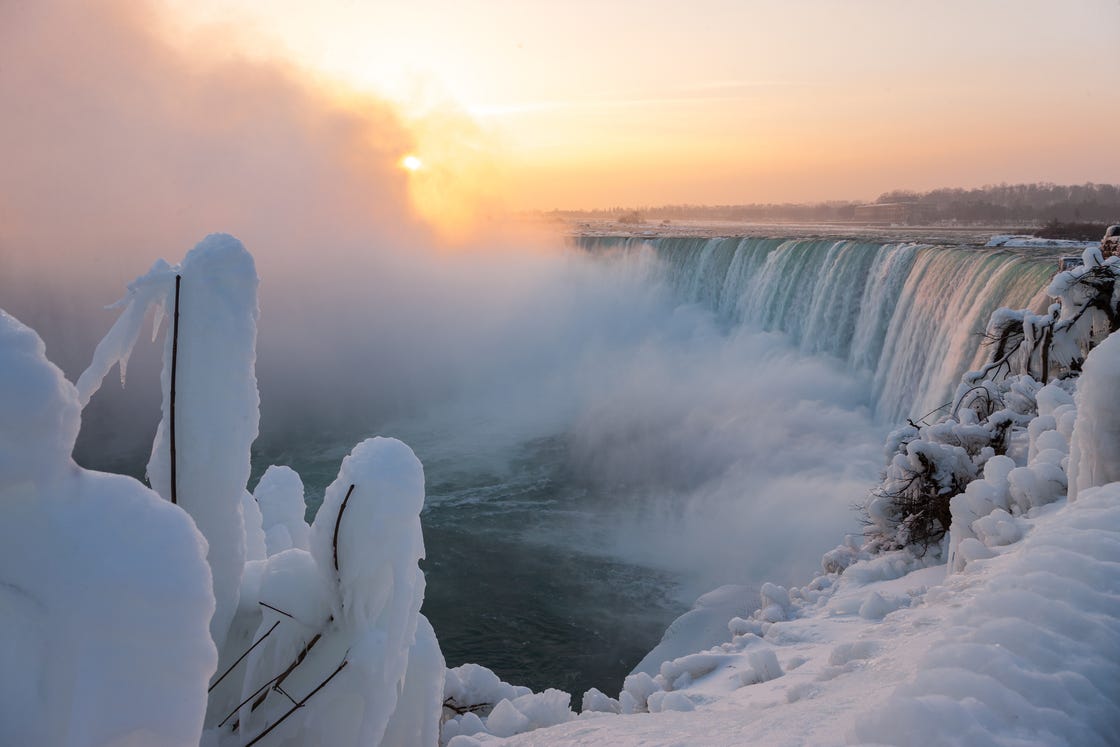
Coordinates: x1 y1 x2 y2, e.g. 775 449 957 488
0 310 80 488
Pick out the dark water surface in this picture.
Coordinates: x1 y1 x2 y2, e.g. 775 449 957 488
252 432 686 700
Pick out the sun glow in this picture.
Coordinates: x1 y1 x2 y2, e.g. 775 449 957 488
401 154 423 172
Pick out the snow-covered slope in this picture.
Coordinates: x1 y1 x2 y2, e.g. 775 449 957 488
443 315 1120 747
448 485 1118 746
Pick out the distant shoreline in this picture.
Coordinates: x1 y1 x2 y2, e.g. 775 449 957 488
564 219 1088 252
566 219 1020 244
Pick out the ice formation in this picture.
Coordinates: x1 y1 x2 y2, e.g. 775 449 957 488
56 235 445 746
76 233 261 651
217 437 444 746
5 230 1120 747
253 465 311 555
0 310 216 747
477 433 1120 746
440 664 575 743
149 235 260 651
444 260 1120 746
1068 331 1120 498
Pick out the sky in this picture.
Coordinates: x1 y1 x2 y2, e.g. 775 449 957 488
160 0 1120 211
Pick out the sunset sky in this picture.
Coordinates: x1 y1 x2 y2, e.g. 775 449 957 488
163 0 1120 211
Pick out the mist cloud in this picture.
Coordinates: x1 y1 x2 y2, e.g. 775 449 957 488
0 0 884 595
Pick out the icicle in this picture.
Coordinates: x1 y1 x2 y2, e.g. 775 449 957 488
75 258 175 407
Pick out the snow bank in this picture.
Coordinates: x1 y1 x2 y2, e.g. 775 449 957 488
856 485 1120 746
481 324 1120 746
630 584 753 678
441 663 575 743
1068 331 1120 499
0 310 216 747
486 475 1118 746
985 235 1098 251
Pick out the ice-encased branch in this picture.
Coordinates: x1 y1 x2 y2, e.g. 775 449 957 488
75 258 176 407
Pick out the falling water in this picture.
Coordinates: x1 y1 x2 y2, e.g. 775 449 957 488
578 236 1055 421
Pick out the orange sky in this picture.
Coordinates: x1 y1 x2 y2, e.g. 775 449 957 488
162 1 1120 211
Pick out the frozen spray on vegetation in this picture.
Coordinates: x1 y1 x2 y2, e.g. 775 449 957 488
0 310 216 747
77 233 260 652
70 234 444 745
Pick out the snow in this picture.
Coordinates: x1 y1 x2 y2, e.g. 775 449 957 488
220 437 444 746
241 489 268 563
40 235 447 746
0 310 216 747
441 259 1118 747
383 616 446 747
855 487 1120 746
74 258 176 407
77 233 262 652
1068 331 1120 499
473 478 1119 746
465 338 1120 747
147 234 261 652
253 465 311 555
441 664 576 742
6 233 1120 747
581 688 621 715
985 235 1098 251
630 584 753 678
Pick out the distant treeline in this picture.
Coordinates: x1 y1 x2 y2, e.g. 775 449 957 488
549 183 1120 226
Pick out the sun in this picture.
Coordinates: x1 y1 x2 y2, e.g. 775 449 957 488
401 154 423 172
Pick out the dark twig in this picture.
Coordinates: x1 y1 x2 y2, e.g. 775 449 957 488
271 626 327 694
951 384 998 419
909 401 952 429
259 601 294 619
332 484 356 576
218 672 287 728
244 660 349 747
244 629 326 718
274 684 299 707
208 620 280 693
443 697 492 716
1040 324 1052 382
170 274 181 505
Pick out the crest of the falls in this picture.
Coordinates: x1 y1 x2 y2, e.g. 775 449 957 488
579 237 1054 422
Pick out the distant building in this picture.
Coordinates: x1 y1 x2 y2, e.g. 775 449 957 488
853 202 918 224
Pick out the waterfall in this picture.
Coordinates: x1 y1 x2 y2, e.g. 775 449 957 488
577 236 1055 422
